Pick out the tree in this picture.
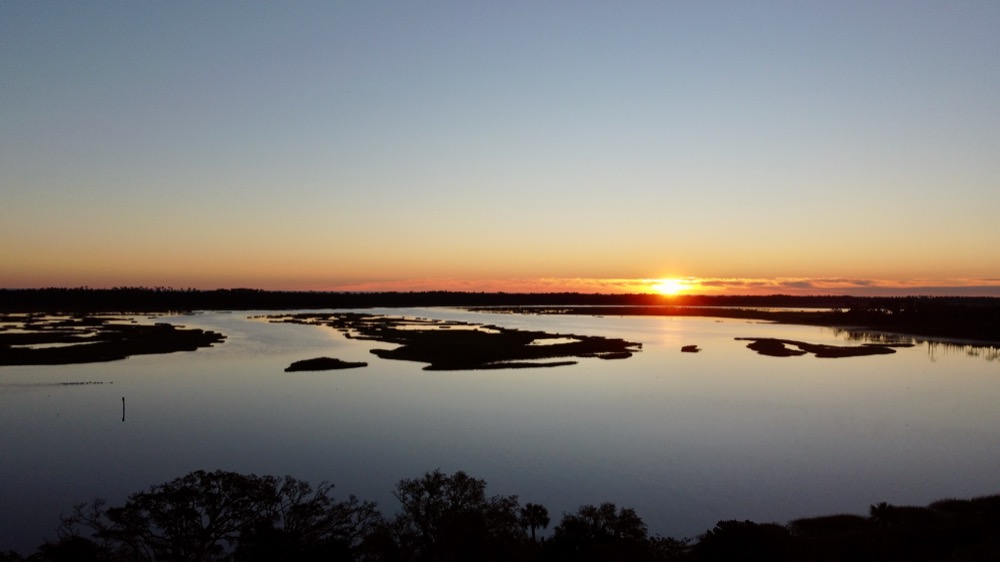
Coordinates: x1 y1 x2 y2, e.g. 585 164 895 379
869 501 894 528
519 503 550 541
385 469 525 561
56 470 381 562
548 502 652 561
554 502 648 542
23 535 110 562
693 519 793 562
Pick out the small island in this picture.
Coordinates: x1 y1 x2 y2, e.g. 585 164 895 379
265 312 641 370
735 337 902 358
284 357 368 372
0 312 225 366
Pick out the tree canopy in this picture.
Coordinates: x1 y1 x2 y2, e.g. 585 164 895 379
55 470 379 562
9 469 1000 561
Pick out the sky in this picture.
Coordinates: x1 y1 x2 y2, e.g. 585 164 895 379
3 2 999 296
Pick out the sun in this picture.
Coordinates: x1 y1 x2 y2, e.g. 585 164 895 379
651 278 690 296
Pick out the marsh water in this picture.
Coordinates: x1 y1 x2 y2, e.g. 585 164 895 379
2 308 999 552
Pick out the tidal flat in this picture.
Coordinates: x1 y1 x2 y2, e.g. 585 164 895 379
284 356 368 371
0 313 225 366
266 312 641 370
474 302 1000 349
734 337 907 358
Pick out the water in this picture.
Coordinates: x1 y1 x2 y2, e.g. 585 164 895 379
2 308 999 553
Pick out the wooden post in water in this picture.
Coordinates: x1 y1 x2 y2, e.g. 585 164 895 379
122 396 125 422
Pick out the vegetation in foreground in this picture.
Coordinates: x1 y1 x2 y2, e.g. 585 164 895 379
3 469 1000 562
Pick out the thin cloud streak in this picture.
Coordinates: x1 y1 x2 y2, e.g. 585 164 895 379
320 277 1000 297
683 277 1000 297
319 278 650 294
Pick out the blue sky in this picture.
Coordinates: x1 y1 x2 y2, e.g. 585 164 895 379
3 2 999 294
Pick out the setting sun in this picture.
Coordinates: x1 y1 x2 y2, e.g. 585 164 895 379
651 278 691 296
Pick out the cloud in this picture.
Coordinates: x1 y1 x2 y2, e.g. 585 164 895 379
313 276 1000 297
688 277 1000 297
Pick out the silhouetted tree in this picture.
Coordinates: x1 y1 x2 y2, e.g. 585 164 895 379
519 503 550 541
56 470 380 562
693 519 793 562
869 501 893 528
555 503 648 542
548 502 652 561
24 535 110 562
15 467 1000 561
647 535 692 560
383 469 525 561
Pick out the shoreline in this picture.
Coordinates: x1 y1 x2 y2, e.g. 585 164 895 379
468 305 1000 349
3 289 999 368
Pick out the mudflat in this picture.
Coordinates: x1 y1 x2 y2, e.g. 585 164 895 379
735 337 906 358
284 357 368 371
265 312 641 370
0 313 225 366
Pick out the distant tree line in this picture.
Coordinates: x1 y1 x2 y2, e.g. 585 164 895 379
823 298 1000 342
0 288 671 312
531 301 1000 344
3 469 1000 561
2 287 997 312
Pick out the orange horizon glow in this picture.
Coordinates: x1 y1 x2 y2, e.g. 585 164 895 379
306 277 722 295
289 276 1000 297
650 278 697 296
4 275 1000 297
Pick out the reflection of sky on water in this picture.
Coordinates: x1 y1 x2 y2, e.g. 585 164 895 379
833 328 1000 362
2 309 1000 553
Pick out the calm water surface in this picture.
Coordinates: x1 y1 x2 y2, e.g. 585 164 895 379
2 308 999 553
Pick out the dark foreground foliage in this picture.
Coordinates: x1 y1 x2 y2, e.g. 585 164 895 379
49 470 379 562
7 469 1000 561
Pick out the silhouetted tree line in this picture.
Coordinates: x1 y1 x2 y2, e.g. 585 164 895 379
0 287 1000 331
3 469 1000 561
0 288 664 313
828 298 1000 342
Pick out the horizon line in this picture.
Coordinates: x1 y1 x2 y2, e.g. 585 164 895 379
4 286 1000 299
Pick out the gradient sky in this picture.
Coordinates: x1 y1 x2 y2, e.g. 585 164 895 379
3 2 999 295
